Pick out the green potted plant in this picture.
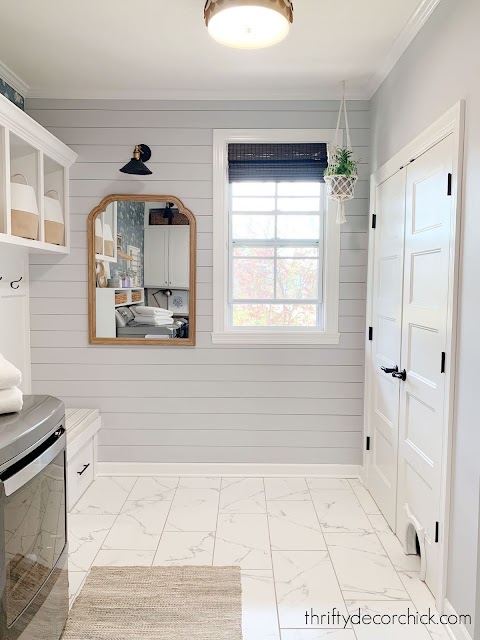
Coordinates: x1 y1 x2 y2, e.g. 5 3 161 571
324 147 359 178
324 146 359 224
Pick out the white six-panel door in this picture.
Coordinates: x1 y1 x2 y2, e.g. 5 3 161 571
367 133 454 596
396 135 453 594
368 170 406 528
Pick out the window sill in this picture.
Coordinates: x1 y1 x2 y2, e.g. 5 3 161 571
210 331 341 345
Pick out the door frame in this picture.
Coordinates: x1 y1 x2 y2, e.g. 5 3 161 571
364 101 465 611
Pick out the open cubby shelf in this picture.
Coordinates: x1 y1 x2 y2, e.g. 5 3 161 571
0 93 77 254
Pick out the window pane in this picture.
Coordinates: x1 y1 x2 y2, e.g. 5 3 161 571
232 304 317 327
232 182 275 196
277 215 320 240
233 246 275 257
277 246 319 258
277 182 321 196
233 259 274 299
277 259 318 299
232 197 275 212
277 197 321 212
232 215 275 240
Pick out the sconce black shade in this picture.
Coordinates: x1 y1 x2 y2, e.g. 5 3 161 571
120 144 152 175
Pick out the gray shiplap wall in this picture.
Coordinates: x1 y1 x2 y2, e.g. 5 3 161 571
27 99 369 465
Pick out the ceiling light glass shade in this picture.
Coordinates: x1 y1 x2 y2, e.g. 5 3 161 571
204 0 294 49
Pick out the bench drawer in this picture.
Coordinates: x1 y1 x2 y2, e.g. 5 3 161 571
67 438 94 511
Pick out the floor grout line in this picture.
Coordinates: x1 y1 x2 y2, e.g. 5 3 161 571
210 477 222 567
151 476 182 565
263 477 282 640
307 477 360 639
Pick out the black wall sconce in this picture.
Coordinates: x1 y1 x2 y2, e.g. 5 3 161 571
120 144 152 175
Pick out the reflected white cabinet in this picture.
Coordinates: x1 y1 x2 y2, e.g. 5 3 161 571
168 226 190 288
144 225 189 289
144 226 168 287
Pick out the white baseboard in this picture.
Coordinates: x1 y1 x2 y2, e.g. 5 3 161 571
443 599 473 640
97 462 362 478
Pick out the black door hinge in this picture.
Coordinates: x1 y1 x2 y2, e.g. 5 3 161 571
441 352 446 373
447 173 453 196
368 327 373 341
435 522 439 543
366 436 371 451
372 214 377 229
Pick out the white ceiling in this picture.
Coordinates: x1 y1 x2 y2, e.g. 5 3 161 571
0 0 439 100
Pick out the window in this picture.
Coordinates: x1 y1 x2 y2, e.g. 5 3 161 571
230 180 324 329
213 130 341 345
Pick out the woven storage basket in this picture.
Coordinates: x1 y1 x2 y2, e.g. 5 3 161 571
115 292 128 305
45 221 64 245
103 223 115 257
131 291 142 303
95 218 103 254
11 174 39 240
44 190 65 245
104 240 115 257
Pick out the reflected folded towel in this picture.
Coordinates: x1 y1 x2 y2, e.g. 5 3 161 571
0 355 22 390
133 306 173 317
0 387 23 415
131 318 174 327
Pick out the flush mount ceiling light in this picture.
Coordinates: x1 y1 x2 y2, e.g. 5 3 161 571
204 0 294 49
120 144 152 175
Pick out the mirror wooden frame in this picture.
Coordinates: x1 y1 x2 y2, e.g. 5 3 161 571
88 194 196 346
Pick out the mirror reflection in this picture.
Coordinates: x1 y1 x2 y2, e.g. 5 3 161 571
90 197 195 345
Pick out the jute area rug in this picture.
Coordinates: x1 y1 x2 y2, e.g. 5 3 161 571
62 565 243 640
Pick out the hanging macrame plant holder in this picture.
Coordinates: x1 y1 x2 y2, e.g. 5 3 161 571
324 87 358 224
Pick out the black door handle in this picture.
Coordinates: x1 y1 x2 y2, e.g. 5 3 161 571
381 366 398 374
77 464 90 476
392 369 407 381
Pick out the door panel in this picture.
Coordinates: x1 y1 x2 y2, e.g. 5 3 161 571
367 169 406 528
397 134 453 594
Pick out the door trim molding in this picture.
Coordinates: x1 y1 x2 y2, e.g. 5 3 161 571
364 101 465 611
443 599 473 640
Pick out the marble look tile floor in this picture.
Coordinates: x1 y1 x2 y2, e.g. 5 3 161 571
68 477 448 640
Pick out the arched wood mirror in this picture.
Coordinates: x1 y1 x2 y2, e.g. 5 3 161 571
88 195 196 346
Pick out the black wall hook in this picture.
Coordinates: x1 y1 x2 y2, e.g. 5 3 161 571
10 277 23 290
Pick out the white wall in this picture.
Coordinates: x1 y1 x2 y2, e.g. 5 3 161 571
26 99 370 467
0 244 31 393
370 0 480 633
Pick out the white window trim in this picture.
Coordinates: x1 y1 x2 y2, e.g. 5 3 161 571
212 128 342 345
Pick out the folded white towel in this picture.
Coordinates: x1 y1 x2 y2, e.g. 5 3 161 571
0 387 23 415
133 318 174 327
134 306 173 317
0 355 22 391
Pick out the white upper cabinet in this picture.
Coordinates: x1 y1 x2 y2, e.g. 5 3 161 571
144 225 190 289
0 94 77 253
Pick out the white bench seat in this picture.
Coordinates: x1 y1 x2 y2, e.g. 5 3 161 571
66 407 101 511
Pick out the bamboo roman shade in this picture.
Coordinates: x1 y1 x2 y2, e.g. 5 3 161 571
228 143 328 182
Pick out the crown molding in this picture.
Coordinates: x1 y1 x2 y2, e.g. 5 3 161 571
366 0 443 98
0 60 29 98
